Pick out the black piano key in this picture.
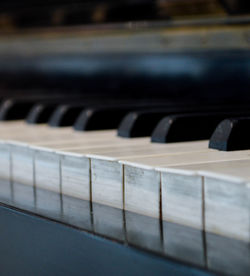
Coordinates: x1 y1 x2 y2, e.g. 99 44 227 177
76 102 250 133
0 99 35 120
26 95 108 125
48 99 145 128
48 105 85 127
26 103 58 124
117 103 250 138
118 110 171 138
0 94 88 121
74 101 182 132
151 112 250 143
209 117 250 151
74 107 131 131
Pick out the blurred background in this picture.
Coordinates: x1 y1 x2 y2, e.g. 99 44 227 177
1 1 250 104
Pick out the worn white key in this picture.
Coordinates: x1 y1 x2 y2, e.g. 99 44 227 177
33 147 61 219
87 142 208 212
159 168 203 230
60 152 90 201
121 149 250 221
10 142 35 210
168 159 250 241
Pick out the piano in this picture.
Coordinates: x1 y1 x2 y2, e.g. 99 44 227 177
0 1 249 275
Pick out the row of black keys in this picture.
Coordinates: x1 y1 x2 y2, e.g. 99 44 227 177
0 94 248 152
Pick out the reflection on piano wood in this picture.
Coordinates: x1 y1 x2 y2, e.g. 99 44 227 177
0 178 249 276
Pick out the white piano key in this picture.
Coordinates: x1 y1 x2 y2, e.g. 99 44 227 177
159 168 203 230
122 162 160 218
4 139 36 210
203 174 249 242
0 141 10 180
170 159 250 242
33 147 60 193
60 152 90 201
89 155 123 209
33 147 61 219
10 142 33 186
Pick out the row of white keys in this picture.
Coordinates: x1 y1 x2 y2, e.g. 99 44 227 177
0 122 207 203
0 123 206 222
63 142 250 241
0 122 205 241
0 122 249 241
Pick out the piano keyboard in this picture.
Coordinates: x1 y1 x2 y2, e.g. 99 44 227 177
3 1 250 274
0 120 249 243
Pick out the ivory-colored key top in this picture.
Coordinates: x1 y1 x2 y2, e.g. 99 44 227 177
71 140 208 156
0 120 25 130
35 135 148 149
0 128 116 142
0 121 117 142
122 149 250 167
